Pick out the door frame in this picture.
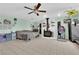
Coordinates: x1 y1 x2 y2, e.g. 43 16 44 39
67 19 74 41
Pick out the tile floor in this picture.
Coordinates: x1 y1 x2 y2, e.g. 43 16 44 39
0 38 79 55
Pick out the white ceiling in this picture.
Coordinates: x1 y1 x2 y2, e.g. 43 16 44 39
0 3 79 21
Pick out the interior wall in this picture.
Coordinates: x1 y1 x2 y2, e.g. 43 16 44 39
0 16 69 40
0 16 32 33
71 24 79 40
41 19 57 39
41 17 69 40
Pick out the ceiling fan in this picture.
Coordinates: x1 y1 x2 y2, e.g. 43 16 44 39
24 3 46 16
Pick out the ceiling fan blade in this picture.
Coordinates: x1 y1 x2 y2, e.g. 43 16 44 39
28 11 34 14
24 6 33 10
35 3 41 10
38 10 46 13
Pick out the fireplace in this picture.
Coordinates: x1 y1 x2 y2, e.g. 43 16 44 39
43 18 52 37
44 31 52 37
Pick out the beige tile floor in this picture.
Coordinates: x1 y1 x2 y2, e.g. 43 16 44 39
0 38 79 55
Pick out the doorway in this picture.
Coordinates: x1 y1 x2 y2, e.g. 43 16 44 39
57 21 61 39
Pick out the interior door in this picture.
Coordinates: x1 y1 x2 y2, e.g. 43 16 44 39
39 23 42 34
57 21 61 39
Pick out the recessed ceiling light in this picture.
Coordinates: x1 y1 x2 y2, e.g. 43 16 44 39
57 13 61 17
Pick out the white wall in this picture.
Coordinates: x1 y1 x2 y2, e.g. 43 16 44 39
41 17 69 40
0 16 69 40
41 19 57 39
0 16 32 33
